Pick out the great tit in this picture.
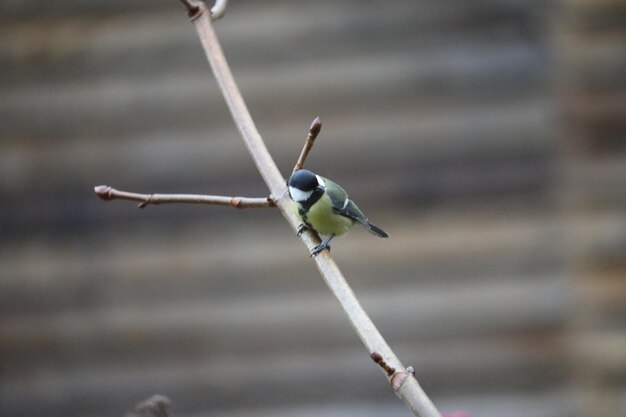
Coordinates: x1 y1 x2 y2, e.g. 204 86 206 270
288 169 389 256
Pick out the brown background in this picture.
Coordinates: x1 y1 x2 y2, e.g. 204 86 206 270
1 1 625 416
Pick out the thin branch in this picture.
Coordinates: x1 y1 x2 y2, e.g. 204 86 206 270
294 116 322 172
184 4 442 416
94 185 274 209
187 4 284 194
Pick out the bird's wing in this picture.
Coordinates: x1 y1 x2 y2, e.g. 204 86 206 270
324 178 369 226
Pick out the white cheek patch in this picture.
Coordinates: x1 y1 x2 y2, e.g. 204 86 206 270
289 186 314 202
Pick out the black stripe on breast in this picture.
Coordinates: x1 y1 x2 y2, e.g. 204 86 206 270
300 188 323 210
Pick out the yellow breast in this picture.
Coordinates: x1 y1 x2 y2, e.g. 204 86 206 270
293 193 354 236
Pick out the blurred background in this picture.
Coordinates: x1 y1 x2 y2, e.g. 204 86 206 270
1 1 625 416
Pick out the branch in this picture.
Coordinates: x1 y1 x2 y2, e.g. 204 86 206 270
294 116 322 172
94 185 274 209
184 3 441 416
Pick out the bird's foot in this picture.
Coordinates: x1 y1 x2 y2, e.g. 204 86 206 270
310 233 335 257
310 242 331 257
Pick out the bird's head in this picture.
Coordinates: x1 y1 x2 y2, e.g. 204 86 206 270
288 169 325 202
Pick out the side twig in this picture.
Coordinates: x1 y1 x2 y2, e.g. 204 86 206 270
293 116 322 172
94 185 273 209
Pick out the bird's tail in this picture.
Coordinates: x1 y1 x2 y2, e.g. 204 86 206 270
365 221 389 238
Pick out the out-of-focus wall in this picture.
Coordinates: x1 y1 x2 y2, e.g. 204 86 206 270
555 1 626 416
1 1 624 417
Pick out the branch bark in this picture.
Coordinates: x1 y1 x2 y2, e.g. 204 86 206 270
94 185 273 209
184 3 441 416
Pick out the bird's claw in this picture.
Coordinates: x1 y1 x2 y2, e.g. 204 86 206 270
296 224 309 236
310 242 331 257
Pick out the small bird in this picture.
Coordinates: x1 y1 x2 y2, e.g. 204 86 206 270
288 169 389 256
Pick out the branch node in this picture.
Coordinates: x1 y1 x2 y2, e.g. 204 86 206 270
179 0 200 18
137 194 155 209
230 196 242 208
370 351 396 376
94 185 113 201
390 370 412 391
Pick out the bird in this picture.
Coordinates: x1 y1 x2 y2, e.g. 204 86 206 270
288 168 389 256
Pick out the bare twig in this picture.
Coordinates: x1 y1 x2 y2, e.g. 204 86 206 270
94 185 274 209
294 116 322 172
184 4 442 416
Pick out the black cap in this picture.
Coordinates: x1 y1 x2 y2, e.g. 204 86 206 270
288 169 318 191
